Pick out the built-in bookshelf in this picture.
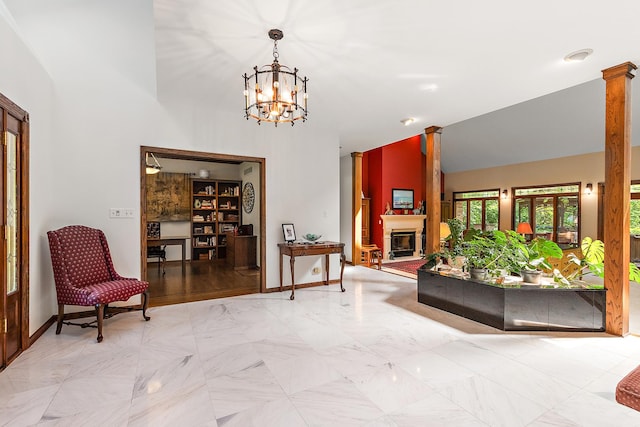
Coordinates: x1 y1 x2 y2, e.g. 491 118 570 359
191 179 241 261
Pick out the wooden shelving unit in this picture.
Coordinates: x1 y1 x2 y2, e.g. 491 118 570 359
191 179 241 260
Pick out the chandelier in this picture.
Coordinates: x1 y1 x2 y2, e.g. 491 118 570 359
243 29 308 126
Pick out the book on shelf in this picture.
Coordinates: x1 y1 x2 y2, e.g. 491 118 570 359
220 224 235 232
196 185 216 196
192 215 205 222
220 186 240 197
204 225 214 234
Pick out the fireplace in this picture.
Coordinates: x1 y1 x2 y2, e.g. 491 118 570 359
390 231 415 259
380 214 425 260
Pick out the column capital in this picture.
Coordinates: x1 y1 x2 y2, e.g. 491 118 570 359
602 62 637 81
424 126 443 135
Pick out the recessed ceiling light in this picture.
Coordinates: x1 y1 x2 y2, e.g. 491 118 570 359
564 48 593 62
401 118 415 126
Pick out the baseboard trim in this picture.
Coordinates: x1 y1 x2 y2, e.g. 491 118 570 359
28 303 143 347
29 315 56 346
264 279 340 293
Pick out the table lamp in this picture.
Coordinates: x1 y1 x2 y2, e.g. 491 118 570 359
516 222 533 237
440 222 451 250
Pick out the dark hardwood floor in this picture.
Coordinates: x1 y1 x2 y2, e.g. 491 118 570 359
146 259 261 307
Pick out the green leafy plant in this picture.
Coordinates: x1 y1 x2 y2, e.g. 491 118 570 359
554 236 640 286
445 218 465 256
519 237 563 272
462 230 523 278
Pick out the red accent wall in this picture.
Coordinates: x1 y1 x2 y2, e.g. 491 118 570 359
365 135 425 249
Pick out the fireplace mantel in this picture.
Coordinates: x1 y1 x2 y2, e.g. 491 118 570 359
380 214 425 259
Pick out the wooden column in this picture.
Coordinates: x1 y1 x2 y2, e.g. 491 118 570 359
351 152 363 265
424 126 443 255
602 62 636 336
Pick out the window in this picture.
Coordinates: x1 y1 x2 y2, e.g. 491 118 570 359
453 189 500 231
513 184 580 247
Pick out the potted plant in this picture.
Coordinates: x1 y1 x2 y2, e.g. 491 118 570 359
517 236 563 284
554 236 640 287
461 235 493 280
461 230 511 280
460 229 530 282
444 218 466 268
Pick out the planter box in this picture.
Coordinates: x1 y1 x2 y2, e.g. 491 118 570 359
417 269 605 331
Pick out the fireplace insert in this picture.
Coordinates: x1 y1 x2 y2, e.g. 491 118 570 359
390 231 415 259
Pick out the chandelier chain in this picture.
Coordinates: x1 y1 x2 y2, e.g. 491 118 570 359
272 40 279 60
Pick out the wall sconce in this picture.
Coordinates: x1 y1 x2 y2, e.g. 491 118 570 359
585 183 593 195
501 189 508 200
145 152 162 175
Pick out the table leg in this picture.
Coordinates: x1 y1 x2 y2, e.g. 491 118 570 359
181 240 186 274
289 256 296 300
279 252 284 293
325 254 330 285
339 251 346 292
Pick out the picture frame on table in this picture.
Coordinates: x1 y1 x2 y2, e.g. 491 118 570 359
282 223 296 243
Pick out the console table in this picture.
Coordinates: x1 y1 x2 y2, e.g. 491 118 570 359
278 241 346 300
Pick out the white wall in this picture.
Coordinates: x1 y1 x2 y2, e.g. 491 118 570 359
0 4 56 333
1 2 341 335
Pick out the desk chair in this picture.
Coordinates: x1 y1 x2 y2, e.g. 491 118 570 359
147 244 167 275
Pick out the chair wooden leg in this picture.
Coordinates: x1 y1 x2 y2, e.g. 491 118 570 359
56 304 64 334
95 304 104 343
141 290 151 321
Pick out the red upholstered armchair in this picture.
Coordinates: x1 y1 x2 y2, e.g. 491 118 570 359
47 225 150 342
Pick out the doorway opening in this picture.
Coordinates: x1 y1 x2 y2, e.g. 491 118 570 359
140 146 265 306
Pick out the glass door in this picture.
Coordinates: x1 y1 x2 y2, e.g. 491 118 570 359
534 197 554 240
0 95 28 370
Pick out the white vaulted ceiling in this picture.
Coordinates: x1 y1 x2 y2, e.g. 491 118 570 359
5 0 640 171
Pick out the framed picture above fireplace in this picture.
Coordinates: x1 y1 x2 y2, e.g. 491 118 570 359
392 188 414 209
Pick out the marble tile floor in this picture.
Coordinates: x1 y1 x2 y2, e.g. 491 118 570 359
3 266 640 426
